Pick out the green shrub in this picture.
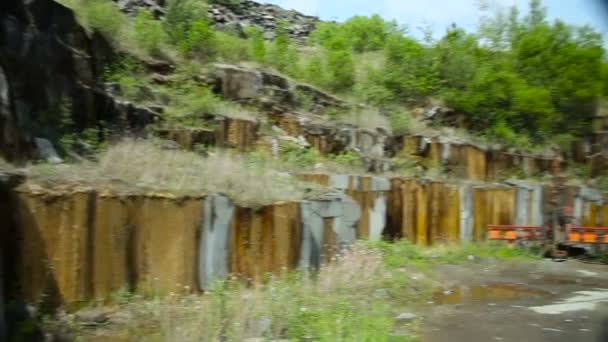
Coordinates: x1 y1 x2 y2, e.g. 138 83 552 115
245 26 266 63
389 111 413 135
324 35 355 92
181 20 217 58
329 151 364 169
164 83 220 122
164 0 208 42
208 0 242 4
105 57 150 102
58 0 127 39
280 142 320 168
301 53 326 88
267 22 293 72
215 32 250 62
490 120 532 149
133 9 167 57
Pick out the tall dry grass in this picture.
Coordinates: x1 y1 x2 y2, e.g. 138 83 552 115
29 140 309 206
337 107 392 132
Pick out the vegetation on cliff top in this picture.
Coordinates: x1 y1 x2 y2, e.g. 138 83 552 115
59 0 607 152
28 140 315 206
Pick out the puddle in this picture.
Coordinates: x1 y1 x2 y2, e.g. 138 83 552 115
433 283 551 305
529 274 580 284
529 289 608 314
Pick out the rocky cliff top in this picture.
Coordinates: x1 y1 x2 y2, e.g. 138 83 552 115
207 1 319 41
114 0 319 42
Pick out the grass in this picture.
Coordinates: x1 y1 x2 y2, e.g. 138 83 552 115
28 140 314 207
334 107 391 132
43 243 429 341
245 146 368 175
371 240 540 270
41 241 540 341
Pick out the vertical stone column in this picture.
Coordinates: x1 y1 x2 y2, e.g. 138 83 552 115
299 196 360 269
460 184 473 242
198 195 234 290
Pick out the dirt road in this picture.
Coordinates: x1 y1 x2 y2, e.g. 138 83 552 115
423 259 608 342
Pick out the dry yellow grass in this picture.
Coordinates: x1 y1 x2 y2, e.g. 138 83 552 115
337 107 391 132
28 140 311 206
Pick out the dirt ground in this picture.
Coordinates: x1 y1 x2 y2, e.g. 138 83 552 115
422 259 608 342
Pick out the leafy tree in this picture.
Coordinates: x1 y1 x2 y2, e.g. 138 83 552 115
382 34 439 102
341 15 397 52
324 35 355 92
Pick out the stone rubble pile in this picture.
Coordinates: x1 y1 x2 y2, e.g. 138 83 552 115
207 0 319 42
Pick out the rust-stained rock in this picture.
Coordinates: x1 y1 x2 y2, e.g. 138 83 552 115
156 128 216 150
130 195 203 295
387 179 460 245
13 187 93 305
91 193 132 301
11 187 204 303
472 185 516 241
400 135 557 181
216 116 259 151
230 202 302 282
301 174 389 240
8 177 608 308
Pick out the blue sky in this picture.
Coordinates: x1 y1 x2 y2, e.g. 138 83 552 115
264 0 608 40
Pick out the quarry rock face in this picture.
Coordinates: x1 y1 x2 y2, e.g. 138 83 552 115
0 0 157 162
4 172 608 306
207 0 319 42
113 0 318 42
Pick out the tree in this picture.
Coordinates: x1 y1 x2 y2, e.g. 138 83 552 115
324 35 355 92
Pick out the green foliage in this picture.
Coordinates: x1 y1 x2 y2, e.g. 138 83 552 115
280 142 321 168
267 22 293 72
341 15 399 52
66 0 607 150
389 111 413 135
58 0 127 39
382 33 440 102
164 0 208 43
324 35 355 92
105 57 150 102
44 243 427 341
208 0 242 5
245 26 266 63
133 9 167 57
571 163 591 180
301 53 326 88
371 240 539 270
164 82 220 123
180 20 217 58
328 151 364 169
215 32 250 62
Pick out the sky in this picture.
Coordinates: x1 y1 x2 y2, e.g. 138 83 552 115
263 0 608 41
